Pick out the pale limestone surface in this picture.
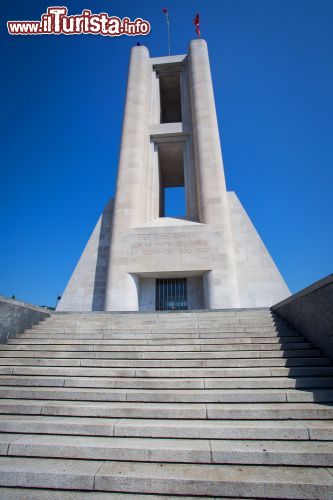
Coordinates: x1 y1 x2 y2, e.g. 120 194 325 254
58 40 289 312
228 192 290 306
58 199 113 311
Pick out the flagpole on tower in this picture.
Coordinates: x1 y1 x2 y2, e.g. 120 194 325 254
167 18 171 55
162 8 171 55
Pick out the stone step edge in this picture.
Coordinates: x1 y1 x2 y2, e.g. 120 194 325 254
0 457 331 496
0 400 332 419
0 367 332 377
0 433 332 466
0 419 318 441
0 357 328 366
0 488 219 499
0 350 322 358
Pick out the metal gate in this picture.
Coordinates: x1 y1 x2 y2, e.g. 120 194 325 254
155 278 188 311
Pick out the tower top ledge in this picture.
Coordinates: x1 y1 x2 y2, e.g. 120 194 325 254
136 39 208 65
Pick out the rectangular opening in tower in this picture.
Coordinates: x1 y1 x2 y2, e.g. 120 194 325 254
159 72 182 123
158 142 185 218
156 278 188 310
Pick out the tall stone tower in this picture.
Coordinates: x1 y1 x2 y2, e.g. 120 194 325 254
57 39 290 312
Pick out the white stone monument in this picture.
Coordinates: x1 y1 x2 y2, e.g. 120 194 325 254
57 39 290 312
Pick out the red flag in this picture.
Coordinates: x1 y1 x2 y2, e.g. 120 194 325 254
193 13 200 38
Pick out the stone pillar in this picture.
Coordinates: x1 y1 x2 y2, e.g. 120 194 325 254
105 45 151 311
188 39 239 308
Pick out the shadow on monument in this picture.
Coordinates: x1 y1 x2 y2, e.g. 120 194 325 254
92 198 114 311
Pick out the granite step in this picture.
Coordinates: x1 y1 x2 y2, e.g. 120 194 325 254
0 342 313 352
29 314 281 321
0 356 328 368
0 348 323 359
28 315 289 324
41 313 282 319
0 457 331 497
28 323 285 329
0 386 333 403
0 415 324 439
28 323 294 334
0 365 332 378
32 317 283 325
8 336 304 346
0 375 332 390
0 399 332 420
50 309 273 317
0 433 332 466
28 323 289 331
19 330 300 339
42 314 278 321
0 488 209 500
25 329 297 337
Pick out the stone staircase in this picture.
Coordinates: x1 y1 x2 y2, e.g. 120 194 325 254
0 309 332 498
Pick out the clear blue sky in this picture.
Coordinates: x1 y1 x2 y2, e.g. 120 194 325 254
1 1 332 307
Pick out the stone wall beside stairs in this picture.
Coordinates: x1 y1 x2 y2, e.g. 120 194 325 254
0 295 51 344
272 274 333 362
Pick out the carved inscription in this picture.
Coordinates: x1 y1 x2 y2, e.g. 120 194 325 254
130 233 209 257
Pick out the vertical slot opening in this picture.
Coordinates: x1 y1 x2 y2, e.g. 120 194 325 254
158 142 186 218
159 72 182 123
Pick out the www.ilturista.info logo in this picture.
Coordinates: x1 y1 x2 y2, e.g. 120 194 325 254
7 6 151 36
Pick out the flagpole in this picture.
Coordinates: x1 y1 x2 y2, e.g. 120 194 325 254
162 8 171 56
167 19 171 56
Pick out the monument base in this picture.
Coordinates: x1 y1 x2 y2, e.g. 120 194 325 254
57 192 290 312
